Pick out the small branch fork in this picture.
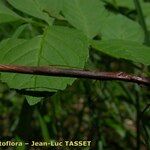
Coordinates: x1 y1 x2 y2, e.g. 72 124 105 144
0 64 150 86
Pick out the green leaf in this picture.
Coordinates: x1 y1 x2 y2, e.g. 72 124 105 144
0 81 9 93
26 96 41 105
142 3 150 31
112 0 150 32
7 0 53 25
146 16 150 31
0 0 21 23
105 0 150 31
100 14 144 42
104 0 144 9
113 0 134 8
0 26 89 104
91 39 150 65
62 0 109 38
35 0 63 18
12 24 28 38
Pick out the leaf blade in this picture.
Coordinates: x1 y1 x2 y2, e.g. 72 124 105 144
62 0 108 38
0 26 89 104
100 14 144 42
7 0 53 25
91 39 150 65
0 0 21 23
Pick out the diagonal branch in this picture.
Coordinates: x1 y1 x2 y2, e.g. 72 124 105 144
0 64 150 86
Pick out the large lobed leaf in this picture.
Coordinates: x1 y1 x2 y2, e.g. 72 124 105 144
91 39 150 66
62 0 109 38
0 0 21 23
100 14 144 42
104 0 150 31
0 26 89 104
35 0 63 17
7 0 53 25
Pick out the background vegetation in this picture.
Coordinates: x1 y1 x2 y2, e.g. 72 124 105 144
0 0 150 149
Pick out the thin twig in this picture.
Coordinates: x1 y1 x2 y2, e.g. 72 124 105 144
0 64 150 86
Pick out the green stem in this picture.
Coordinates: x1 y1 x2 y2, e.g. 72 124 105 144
134 0 150 45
